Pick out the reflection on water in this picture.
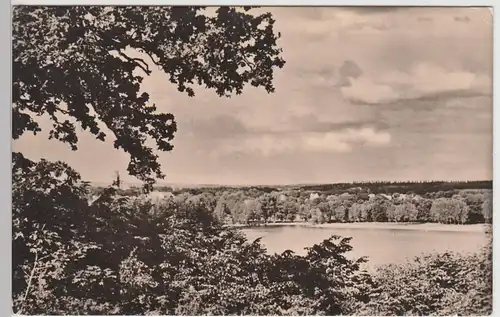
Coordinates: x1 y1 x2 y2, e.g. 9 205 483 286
241 225 489 271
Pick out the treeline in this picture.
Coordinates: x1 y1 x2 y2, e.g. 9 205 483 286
13 156 492 315
298 180 492 195
196 180 493 195
104 187 492 226
93 180 493 198
302 191 493 225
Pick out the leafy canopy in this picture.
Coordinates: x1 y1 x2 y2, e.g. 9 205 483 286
13 6 285 187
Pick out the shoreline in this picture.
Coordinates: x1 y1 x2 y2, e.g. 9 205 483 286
227 222 491 233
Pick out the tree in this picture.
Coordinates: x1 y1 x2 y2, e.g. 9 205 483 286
461 192 486 223
430 198 470 224
366 197 389 222
387 202 418 222
309 207 326 224
482 192 493 224
298 203 310 222
213 200 231 223
326 195 349 223
275 196 287 222
359 203 372 222
112 171 122 189
281 198 299 222
316 200 330 223
359 248 492 316
13 6 286 313
214 192 247 224
185 192 217 212
348 203 364 222
333 206 348 223
13 6 285 189
259 192 278 223
12 154 97 314
243 199 263 225
413 196 432 223
325 195 340 222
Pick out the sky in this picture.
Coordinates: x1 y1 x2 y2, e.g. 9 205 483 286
13 6 493 186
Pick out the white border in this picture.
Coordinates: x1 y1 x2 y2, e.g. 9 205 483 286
492 3 498 316
8 1 498 6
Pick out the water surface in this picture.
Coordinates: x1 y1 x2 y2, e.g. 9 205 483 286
241 224 489 270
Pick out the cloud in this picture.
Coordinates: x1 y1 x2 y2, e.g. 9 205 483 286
183 115 248 138
341 78 398 104
293 114 390 133
213 127 391 157
340 63 491 105
337 60 364 87
342 7 409 15
184 111 391 147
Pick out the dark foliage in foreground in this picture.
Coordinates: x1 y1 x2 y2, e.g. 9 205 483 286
13 156 374 315
360 246 493 316
12 156 492 315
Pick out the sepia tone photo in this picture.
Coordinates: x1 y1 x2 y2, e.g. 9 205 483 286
12 6 493 315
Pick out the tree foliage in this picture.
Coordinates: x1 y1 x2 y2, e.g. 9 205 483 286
13 158 377 315
13 6 285 188
359 245 492 316
482 192 493 224
147 187 492 226
430 198 470 224
13 159 493 315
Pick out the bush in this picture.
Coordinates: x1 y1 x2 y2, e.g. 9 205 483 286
359 245 492 316
13 156 375 315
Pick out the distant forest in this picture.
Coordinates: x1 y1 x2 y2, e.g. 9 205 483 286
88 179 493 226
145 180 493 196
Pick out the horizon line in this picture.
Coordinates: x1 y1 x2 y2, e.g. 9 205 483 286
89 179 493 188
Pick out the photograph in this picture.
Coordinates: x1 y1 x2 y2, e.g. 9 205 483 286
12 5 493 315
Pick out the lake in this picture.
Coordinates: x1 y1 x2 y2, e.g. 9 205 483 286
240 224 490 271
